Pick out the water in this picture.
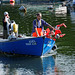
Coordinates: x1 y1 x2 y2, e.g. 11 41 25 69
0 4 75 75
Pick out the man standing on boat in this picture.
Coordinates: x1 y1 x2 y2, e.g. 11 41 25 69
32 13 55 37
3 12 10 39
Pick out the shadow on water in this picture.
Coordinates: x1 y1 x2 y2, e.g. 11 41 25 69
0 54 56 75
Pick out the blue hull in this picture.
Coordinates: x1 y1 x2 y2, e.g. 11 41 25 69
0 37 55 56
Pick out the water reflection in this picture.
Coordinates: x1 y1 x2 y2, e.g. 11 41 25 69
55 13 67 17
19 11 26 17
42 56 56 75
0 55 56 75
70 11 75 24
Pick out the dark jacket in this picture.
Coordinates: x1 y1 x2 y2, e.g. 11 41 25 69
3 17 7 30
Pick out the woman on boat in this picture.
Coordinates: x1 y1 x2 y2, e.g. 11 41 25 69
3 12 10 39
32 13 55 37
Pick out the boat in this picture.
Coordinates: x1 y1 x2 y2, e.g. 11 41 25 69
47 5 54 10
66 0 75 8
0 21 67 57
0 36 56 56
19 6 27 13
55 5 67 14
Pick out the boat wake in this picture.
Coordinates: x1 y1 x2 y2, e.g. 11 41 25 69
41 50 57 58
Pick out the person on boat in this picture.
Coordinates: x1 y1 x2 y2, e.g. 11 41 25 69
3 11 10 39
32 13 55 37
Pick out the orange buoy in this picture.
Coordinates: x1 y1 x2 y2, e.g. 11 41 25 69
10 0 15 6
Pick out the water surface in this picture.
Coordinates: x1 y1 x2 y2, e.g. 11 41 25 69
0 4 75 75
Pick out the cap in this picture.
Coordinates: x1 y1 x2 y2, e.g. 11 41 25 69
36 13 42 17
4 12 8 16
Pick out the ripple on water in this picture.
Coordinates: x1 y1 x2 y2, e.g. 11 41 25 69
56 54 75 75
